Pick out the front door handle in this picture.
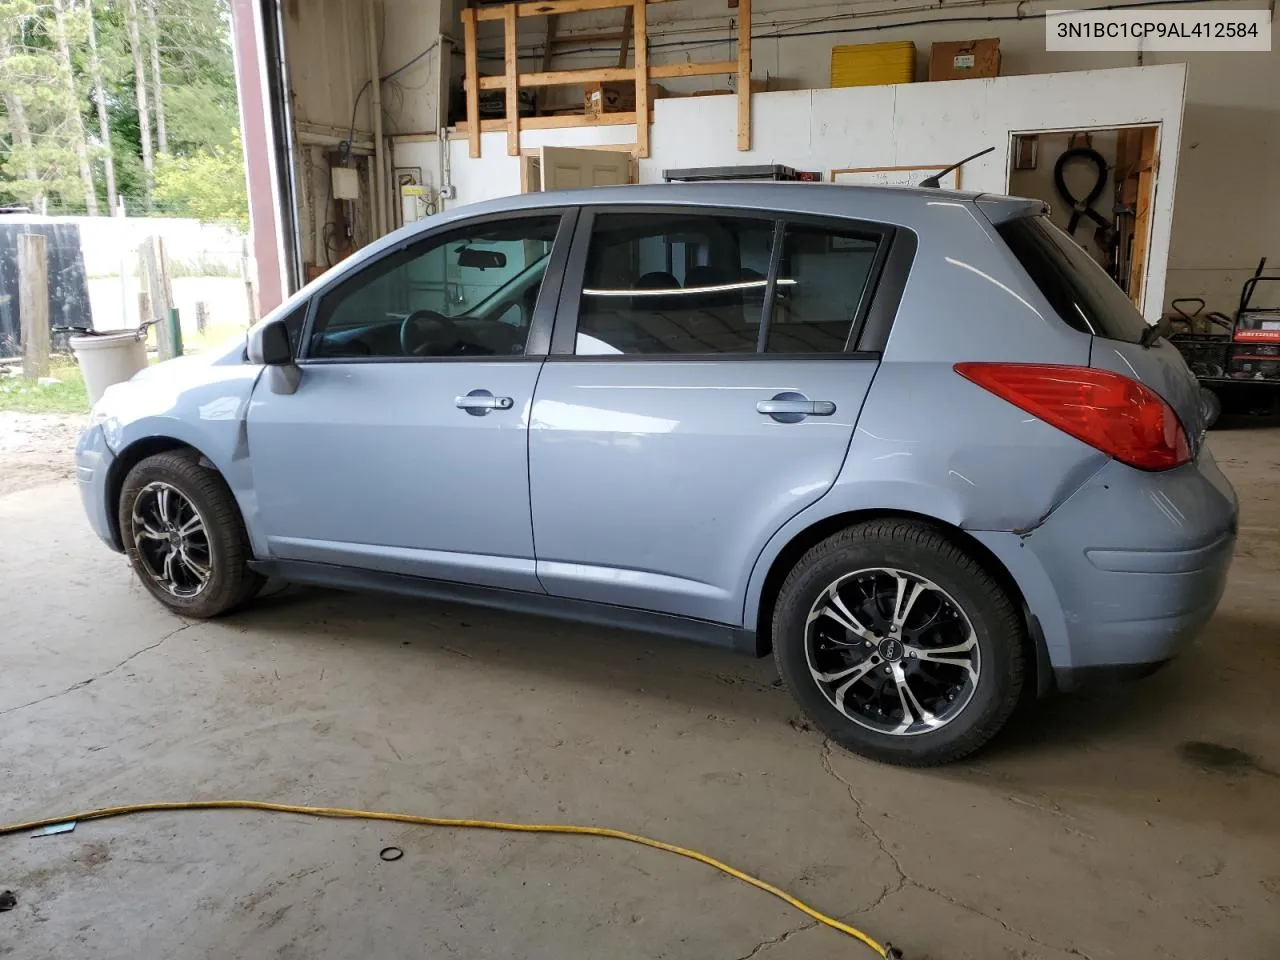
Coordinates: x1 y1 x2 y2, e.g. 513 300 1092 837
757 393 837 423
456 389 514 416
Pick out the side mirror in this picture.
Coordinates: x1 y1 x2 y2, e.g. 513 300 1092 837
248 318 293 365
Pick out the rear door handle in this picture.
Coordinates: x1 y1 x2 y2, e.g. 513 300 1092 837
756 394 837 422
456 389 514 415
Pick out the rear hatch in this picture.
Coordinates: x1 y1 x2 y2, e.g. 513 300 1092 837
994 214 1206 444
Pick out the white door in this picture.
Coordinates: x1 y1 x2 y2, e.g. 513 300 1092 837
540 147 633 190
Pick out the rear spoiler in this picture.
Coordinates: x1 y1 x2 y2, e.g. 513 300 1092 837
974 195 1049 224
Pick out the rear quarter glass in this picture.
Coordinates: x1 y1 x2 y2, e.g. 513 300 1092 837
996 215 1149 344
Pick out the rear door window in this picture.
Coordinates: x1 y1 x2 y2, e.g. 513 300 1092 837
997 215 1148 344
571 210 888 356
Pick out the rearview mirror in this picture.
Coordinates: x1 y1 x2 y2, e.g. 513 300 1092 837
248 318 292 365
457 246 507 270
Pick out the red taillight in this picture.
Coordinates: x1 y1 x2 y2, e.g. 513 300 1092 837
955 363 1191 471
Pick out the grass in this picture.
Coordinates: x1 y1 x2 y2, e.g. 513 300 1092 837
0 359 90 415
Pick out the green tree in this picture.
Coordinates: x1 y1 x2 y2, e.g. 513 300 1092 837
0 0 246 225
152 132 246 227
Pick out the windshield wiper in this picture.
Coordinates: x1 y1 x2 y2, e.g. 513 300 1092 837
919 147 995 188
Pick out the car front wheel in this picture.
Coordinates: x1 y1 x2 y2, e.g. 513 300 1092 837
118 450 263 618
773 519 1025 766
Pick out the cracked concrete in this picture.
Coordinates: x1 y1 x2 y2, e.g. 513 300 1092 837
1 428 1279 960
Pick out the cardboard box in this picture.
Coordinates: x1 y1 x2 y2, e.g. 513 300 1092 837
583 82 665 118
929 38 1000 81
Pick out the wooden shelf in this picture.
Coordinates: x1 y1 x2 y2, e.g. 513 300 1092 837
460 0 751 160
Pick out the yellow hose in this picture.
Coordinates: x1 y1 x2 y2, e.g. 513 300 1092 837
0 799 898 958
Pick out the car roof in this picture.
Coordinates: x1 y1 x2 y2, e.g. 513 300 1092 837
459 180 985 217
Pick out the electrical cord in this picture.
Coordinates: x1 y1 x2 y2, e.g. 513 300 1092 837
0 799 901 958
345 37 452 161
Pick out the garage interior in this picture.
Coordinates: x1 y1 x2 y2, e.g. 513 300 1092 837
4 0 1280 958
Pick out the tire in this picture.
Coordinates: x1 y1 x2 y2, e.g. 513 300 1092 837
1199 386 1221 430
772 519 1025 766
118 450 263 618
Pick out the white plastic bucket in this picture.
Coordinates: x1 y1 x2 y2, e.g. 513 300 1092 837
69 330 147 405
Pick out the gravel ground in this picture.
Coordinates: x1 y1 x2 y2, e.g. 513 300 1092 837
0 411 87 494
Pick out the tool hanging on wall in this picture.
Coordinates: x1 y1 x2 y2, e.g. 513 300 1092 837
1054 146 1112 239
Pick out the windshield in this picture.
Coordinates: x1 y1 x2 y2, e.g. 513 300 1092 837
997 215 1149 344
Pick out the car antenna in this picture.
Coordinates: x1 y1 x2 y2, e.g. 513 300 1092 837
919 146 995 188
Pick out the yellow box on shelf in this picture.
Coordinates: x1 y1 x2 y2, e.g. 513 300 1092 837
830 41 916 88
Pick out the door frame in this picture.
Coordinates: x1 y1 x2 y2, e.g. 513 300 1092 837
1004 122 1161 313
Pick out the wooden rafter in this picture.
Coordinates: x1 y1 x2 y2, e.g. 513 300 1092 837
632 0 647 159
504 5 519 156
460 0 751 160
461 7 480 158
737 0 751 151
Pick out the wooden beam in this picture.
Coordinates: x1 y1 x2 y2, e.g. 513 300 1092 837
649 59 736 79
1128 127 1158 310
455 111 639 135
633 0 648 159
477 0 634 22
475 66 635 90
617 6 633 67
540 13 559 112
461 7 480 158
541 14 558 70
736 0 751 151
504 5 519 156
18 233 50 380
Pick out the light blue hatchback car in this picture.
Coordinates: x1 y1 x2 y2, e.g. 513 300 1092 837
76 183 1238 764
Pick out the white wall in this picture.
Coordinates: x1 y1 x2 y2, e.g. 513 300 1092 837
394 63 1187 320
448 0 1277 312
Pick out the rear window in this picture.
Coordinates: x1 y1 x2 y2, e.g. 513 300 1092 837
997 215 1149 344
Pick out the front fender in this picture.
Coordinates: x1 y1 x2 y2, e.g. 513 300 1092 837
104 362 268 556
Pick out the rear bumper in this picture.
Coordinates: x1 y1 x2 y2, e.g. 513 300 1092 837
975 444 1238 678
75 424 121 552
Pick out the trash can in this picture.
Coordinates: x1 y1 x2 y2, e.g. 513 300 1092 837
69 329 148 404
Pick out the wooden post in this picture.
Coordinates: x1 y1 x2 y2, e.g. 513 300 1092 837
18 233 51 380
195 301 209 336
632 0 648 159
138 291 152 341
1128 127 1157 312
138 236 175 359
462 8 480 159
736 0 751 151
504 5 520 157
241 237 259 324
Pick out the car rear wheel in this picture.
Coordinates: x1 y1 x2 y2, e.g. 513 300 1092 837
119 451 263 618
773 519 1025 766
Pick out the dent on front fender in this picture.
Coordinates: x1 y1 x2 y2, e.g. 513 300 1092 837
105 359 268 555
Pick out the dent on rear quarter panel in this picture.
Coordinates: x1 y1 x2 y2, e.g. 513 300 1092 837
826 196 1107 530
108 360 266 554
741 197 1108 632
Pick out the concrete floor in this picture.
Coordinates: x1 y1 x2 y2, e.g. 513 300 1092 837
1 428 1278 960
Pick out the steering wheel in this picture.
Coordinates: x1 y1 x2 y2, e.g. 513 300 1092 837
399 309 459 356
